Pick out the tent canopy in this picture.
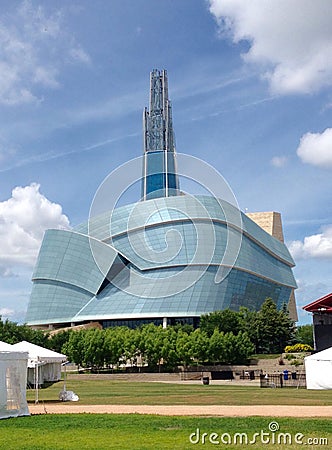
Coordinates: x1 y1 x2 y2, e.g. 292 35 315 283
305 347 332 361
0 340 15 351
11 341 66 367
305 347 332 390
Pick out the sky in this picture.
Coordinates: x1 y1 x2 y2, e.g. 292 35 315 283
0 0 331 325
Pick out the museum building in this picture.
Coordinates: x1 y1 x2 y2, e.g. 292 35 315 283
26 70 297 329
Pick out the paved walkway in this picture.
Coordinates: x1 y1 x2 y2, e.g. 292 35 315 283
28 404 332 417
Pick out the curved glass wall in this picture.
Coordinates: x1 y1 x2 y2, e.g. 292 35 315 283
27 194 297 327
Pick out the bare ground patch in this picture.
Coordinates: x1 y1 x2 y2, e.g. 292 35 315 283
28 403 332 417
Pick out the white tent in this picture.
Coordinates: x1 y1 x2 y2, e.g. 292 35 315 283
0 341 14 351
11 341 67 386
0 341 30 419
305 347 332 390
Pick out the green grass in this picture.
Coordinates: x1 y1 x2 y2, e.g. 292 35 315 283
26 376 332 406
251 354 281 359
0 415 330 449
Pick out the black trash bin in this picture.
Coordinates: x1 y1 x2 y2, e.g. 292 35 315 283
291 372 297 380
202 376 210 385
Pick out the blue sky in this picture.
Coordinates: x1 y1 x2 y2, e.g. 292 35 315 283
0 0 331 325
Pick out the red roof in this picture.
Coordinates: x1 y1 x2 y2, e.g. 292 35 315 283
303 292 332 313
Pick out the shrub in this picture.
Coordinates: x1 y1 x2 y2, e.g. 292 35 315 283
291 359 303 366
284 343 313 353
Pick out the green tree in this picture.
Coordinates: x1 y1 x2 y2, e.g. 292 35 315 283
294 324 314 347
175 329 192 367
83 328 105 369
138 324 165 369
48 330 72 353
62 330 86 368
224 331 255 364
200 309 241 337
104 327 127 368
208 329 226 363
161 326 178 369
206 329 254 364
255 298 295 354
189 329 209 364
238 307 259 352
122 328 141 367
0 317 49 347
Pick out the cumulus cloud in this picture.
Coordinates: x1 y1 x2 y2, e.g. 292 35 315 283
208 0 332 94
289 225 332 259
297 128 332 168
0 183 70 272
0 0 90 105
271 156 288 168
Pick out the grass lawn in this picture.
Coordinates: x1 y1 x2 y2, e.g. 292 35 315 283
26 376 332 406
0 415 330 450
251 354 282 359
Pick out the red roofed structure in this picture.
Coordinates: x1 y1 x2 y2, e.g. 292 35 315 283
303 293 332 351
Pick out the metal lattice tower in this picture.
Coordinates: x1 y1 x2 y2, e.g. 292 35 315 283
142 69 179 200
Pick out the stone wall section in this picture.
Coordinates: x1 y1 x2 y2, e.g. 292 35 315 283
246 211 298 321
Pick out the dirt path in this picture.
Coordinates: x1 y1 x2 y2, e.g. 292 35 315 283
28 404 332 417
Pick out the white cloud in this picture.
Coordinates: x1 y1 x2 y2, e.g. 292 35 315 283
271 156 287 168
297 128 332 168
0 0 90 105
0 268 17 278
0 183 70 272
69 46 91 65
209 0 332 94
289 225 332 259
0 307 15 318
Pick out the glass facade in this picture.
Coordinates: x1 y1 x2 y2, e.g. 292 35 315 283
26 194 297 327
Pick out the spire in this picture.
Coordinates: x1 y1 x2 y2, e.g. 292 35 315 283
141 69 179 200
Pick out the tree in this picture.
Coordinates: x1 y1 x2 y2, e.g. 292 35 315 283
254 298 295 354
208 329 226 363
138 324 165 369
48 330 72 353
238 307 259 353
175 329 192 367
200 309 241 337
294 324 314 347
62 330 86 368
83 328 105 369
122 328 141 367
161 327 178 368
206 329 254 364
104 327 127 368
224 331 255 364
0 317 49 347
189 329 209 363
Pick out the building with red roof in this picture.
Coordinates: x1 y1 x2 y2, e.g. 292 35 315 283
303 293 332 351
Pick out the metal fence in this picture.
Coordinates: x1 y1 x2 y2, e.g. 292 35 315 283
260 371 306 388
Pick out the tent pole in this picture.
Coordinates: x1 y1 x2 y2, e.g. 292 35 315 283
35 358 39 404
64 362 67 392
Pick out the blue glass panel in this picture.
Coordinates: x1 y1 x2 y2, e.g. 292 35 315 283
145 151 166 197
29 195 296 326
